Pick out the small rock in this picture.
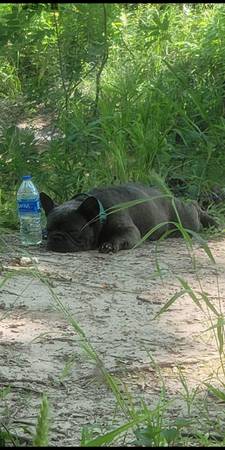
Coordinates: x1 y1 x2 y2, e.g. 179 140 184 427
20 256 39 266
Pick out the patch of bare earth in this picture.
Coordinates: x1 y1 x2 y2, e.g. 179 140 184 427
17 108 60 153
1 234 225 445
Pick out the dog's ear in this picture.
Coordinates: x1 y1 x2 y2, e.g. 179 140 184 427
40 192 57 216
77 197 100 223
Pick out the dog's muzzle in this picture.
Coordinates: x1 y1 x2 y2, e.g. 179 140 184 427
47 231 77 252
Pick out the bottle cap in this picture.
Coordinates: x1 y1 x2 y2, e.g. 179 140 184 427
22 175 32 180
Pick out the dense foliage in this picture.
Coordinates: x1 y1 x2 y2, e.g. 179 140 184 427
1 3 225 227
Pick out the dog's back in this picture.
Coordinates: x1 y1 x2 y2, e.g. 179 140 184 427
88 183 202 239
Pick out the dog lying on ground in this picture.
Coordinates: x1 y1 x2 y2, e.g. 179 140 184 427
40 182 217 253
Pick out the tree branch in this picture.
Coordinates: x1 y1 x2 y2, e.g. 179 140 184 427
93 3 108 116
53 9 69 114
67 61 99 100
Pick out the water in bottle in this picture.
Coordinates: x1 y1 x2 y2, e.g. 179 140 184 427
17 175 42 246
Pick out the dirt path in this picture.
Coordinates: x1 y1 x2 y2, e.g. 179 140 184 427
1 233 225 445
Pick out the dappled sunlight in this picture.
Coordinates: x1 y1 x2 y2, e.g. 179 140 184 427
1 313 66 344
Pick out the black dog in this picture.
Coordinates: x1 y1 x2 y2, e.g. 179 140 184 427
40 183 216 253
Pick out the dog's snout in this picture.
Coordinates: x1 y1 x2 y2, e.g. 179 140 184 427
46 230 76 252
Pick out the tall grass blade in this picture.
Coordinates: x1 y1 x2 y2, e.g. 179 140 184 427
82 415 145 447
153 289 186 319
33 395 49 447
177 277 203 311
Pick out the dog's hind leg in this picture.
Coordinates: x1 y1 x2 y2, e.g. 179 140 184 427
196 205 218 228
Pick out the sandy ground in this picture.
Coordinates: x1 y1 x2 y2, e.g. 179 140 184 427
1 233 225 446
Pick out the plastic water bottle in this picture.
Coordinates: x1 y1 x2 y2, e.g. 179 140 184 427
17 175 42 246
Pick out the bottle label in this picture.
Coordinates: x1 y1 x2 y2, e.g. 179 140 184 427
18 199 41 214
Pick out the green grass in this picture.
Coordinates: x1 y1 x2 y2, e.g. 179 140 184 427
1 4 225 229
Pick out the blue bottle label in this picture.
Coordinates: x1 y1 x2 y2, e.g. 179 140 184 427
18 199 41 214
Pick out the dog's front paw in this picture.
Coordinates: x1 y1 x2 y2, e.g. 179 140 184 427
99 241 119 253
